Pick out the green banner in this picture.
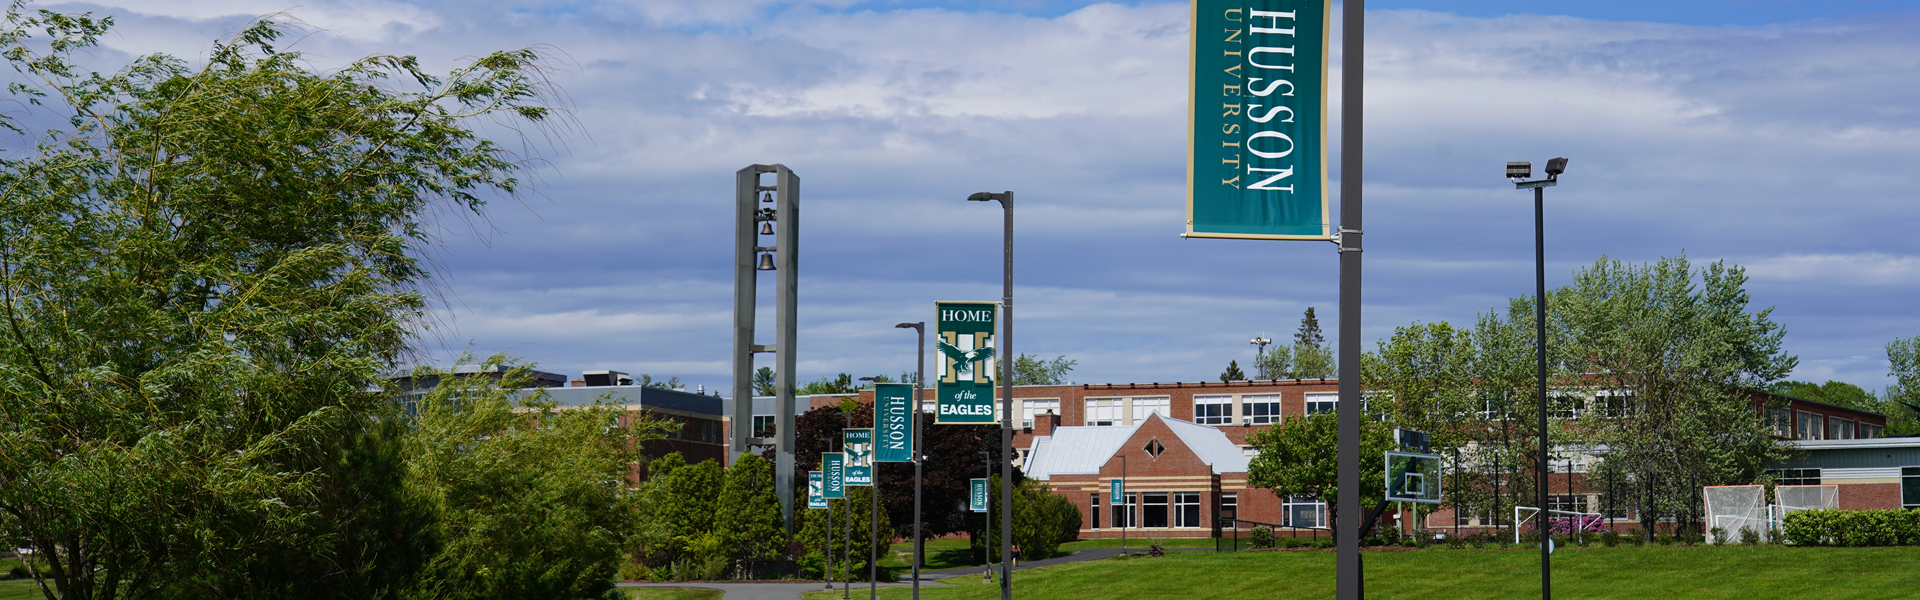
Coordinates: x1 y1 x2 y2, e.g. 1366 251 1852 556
936 301 998 424
844 428 873 486
1110 479 1124 505
1186 0 1331 240
875 384 915 463
823 453 846 499
808 471 828 509
969 478 989 512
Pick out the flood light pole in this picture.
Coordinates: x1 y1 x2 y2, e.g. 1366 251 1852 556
1509 156 1568 600
895 322 926 600
966 190 1014 600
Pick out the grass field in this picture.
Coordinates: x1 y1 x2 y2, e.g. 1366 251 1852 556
1059 537 1218 550
624 587 722 600
0 580 42 600
805 545 1920 600
880 539 979 571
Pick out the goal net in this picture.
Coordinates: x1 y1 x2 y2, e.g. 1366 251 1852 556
1774 485 1838 515
1702 485 1766 543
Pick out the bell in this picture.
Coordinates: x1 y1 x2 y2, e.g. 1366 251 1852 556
762 191 774 203
757 252 776 271
760 222 774 235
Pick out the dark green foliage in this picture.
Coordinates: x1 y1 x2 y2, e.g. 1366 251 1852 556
716 454 789 578
753 367 777 397
1013 354 1077 386
1782 509 1920 547
1220 360 1246 382
1245 412 1394 522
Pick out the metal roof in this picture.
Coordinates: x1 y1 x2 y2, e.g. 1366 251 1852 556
517 385 723 417
1024 413 1250 480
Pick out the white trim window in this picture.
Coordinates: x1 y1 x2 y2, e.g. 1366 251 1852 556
1130 396 1170 425
1797 411 1825 441
1284 496 1326 529
1193 395 1234 425
1244 394 1281 425
1022 398 1059 429
1861 423 1884 439
1305 393 1337 415
1142 492 1170 528
1174 493 1203 528
1768 408 1792 438
1086 398 1122 427
1828 417 1855 440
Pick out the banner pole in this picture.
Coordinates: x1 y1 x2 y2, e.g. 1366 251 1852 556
1336 0 1366 599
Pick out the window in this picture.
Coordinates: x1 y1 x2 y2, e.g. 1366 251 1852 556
1797 412 1825 440
1283 497 1326 529
1174 493 1202 528
1479 392 1513 420
1089 494 1101 530
1244 395 1281 425
1022 398 1059 429
1596 391 1633 418
1086 398 1122 426
1112 493 1137 528
1454 508 1485 527
1861 423 1884 439
1771 468 1821 486
1903 467 1919 509
1131 397 1170 424
1305 393 1338 415
1143 439 1166 458
1768 408 1792 438
1829 418 1854 440
1548 494 1589 515
1194 395 1234 425
752 414 776 437
1551 394 1584 420
1219 493 1238 522
1142 493 1170 528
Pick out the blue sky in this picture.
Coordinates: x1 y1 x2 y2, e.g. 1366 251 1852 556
45 0 1920 394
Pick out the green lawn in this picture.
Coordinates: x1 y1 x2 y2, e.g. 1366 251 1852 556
879 539 982 571
0 580 43 600
1059 538 1217 550
624 587 722 600
806 545 1920 600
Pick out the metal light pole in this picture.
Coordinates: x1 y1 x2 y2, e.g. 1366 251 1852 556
966 190 1014 600
982 450 994 585
1509 157 1568 600
825 434 836 590
895 322 926 600
1250 337 1271 380
844 408 853 599
1335 0 1366 597
1120 454 1128 554
858 376 883 600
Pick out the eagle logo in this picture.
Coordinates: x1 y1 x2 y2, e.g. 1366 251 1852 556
936 339 995 374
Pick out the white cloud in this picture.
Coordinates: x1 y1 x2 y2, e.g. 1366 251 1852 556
1745 253 1920 286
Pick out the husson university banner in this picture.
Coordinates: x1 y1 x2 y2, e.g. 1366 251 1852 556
874 383 915 463
823 453 846 499
843 428 874 486
1186 0 1331 241
935 301 998 424
807 471 828 509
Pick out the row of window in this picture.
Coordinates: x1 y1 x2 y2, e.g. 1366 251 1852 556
1769 409 1883 440
1082 492 1330 530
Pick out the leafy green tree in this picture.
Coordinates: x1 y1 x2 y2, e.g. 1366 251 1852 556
1220 359 1247 382
799 373 858 395
1555 255 1795 538
402 358 668 600
1245 412 1394 528
1885 336 1920 435
716 454 788 578
753 366 778 397
0 5 556 599
1013 354 1078 385
639 374 682 389
797 486 892 581
1255 343 1292 381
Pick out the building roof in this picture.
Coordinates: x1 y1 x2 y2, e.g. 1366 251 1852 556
518 385 724 417
1023 413 1251 480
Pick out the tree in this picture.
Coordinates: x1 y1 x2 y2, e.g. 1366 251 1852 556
1013 354 1077 385
640 374 683 389
1220 359 1247 382
753 367 778 397
403 359 667 600
1245 412 1394 528
799 373 858 395
796 485 892 581
1255 344 1292 381
1555 255 1795 539
1886 336 1920 436
0 7 557 599
1290 307 1337 379
715 454 788 579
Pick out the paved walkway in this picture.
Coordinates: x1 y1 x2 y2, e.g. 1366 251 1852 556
622 547 1157 600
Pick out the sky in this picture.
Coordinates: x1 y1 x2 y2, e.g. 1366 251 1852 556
36 0 1920 394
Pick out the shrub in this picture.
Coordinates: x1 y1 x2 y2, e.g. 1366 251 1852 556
797 552 825 580
1654 533 1674 546
1710 527 1728 545
1739 527 1761 545
1444 534 1467 549
1248 526 1276 549
1782 509 1920 547
6 565 26 580
1600 530 1621 547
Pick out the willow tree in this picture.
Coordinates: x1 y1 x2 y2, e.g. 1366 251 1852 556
0 4 560 598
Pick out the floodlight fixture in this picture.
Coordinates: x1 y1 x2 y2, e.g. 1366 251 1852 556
1506 161 1532 179
1544 157 1569 179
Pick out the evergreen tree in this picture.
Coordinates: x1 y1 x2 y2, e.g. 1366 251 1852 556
1221 359 1247 382
753 366 778 397
716 454 788 579
1290 307 1337 379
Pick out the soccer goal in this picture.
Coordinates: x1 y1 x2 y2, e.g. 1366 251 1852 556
1772 484 1839 524
1513 506 1604 544
1703 485 1767 543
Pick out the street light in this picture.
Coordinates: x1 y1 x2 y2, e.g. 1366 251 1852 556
894 322 926 600
1250 336 1271 380
1510 156 1568 600
966 190 1014 600
856 376 884 600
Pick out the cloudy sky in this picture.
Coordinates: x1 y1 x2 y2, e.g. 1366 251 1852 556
43 0 1920 394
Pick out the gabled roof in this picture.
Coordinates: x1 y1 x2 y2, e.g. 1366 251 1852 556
1024 413 1251 480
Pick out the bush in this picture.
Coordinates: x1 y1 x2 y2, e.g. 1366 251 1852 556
1600 530 1621 547
6 565 27 580
1248 527 1276 549
1710 527 1728 545
1782 509 1920 547
1653 533 1675 546
797 552 825 580
1739 527 1761 545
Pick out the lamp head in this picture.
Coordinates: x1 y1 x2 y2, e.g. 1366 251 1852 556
1544 157 1569 178
895 322 922 330
1506 161 1532 179
967 192 996 202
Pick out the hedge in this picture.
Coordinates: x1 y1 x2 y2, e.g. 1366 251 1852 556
1781 508 1920 547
